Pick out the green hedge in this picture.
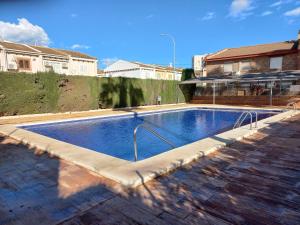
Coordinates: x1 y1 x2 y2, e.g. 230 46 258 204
0 72 190 116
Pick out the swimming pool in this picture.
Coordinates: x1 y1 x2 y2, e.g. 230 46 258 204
21 108 279 161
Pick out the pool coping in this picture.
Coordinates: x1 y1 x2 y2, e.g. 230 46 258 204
0 105 298 187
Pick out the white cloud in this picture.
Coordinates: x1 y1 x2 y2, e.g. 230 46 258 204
70 13 78 18
229 0 254 19
0 18 50 46
261 11 273 16
201 12 216 20
284 7 300 16
270 1 283 7
270 0 294 7
101 57 118 67
145 14 155 19
71 44 90 50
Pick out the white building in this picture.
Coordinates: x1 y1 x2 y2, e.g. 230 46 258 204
192 54 208 77
102 60 182 81
0 41 98 76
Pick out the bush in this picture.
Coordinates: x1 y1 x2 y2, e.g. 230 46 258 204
0 72 191 116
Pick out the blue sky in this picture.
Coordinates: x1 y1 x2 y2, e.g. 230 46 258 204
0 0 299 68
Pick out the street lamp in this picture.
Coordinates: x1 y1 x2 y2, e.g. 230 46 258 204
160 33 178 103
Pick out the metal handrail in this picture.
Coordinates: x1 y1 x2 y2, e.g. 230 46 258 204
133 124 175 162
286 102 297 111
250 111 258 128
233 111 253 130
233 112 247 128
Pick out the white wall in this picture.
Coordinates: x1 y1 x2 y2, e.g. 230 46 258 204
104 68 182 80
0 49 98 76
42 58 69 74
103 60 182 80
104 68 157 79
69 58 97 76
140 68 156 79
5 52 41 73
104 69 142 78
193 55 207 71
0 49 5 71
0 40 98 76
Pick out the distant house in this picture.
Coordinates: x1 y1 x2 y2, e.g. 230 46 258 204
201 31 300 76
103 60 182 81
0 41 98 76
97 69 104 76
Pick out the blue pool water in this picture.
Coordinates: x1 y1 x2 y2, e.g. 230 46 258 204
21 108 279 161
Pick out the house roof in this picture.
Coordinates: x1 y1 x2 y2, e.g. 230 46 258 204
0 40 96 60
97 69 104 74
56 49 97 60
132 61 182 72
206 41 298 62
30 46 68 57
0 41 38 53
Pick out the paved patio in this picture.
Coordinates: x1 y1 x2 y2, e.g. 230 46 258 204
0 114 299 225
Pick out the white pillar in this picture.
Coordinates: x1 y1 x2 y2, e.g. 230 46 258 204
213 82 216 105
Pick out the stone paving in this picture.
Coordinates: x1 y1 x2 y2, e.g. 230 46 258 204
0 114 299 225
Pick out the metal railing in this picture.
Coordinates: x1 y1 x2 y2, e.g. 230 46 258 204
133 124 175 161
250 111 258 128
286 101 298 111
233 111 258 130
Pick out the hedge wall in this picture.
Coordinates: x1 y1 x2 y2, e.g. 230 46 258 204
0 72 190 116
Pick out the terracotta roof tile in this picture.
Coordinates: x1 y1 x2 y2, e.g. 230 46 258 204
56 49 97 60
30 46 68 57
132 61 182 72
206 41 298 61
0 41 38 53
0 41 96 60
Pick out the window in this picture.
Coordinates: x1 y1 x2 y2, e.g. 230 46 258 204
80 64 88 74
224 63 233 73
240 61 251 71
270 57 283 70
18 58 30 70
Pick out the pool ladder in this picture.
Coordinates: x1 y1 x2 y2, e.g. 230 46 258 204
233 111 258 130
286 101 298 111
133 124 176 162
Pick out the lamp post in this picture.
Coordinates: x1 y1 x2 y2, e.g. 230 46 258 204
160 33 178 103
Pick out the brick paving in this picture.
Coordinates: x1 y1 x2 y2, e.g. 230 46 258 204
0 114 299 225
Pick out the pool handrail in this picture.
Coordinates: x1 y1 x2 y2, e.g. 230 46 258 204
233 111 254 130
250 111 258 128
286 101 297 111
133 123 176 162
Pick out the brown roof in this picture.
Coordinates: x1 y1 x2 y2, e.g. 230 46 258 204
0 41 96 60
132 61 182 72
30 46 68 57
0 41 38 53
56 49 96 60
206 41 298 61
97 69 104 74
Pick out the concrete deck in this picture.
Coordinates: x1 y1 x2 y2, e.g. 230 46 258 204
0 113 299 224
0 105 295 187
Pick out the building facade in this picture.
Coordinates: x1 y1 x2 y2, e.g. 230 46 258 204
192 54 208 77
102 60 182 80
199 31 300 77
0 41 98 76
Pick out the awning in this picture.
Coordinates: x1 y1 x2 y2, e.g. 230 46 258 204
180 70 300 84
